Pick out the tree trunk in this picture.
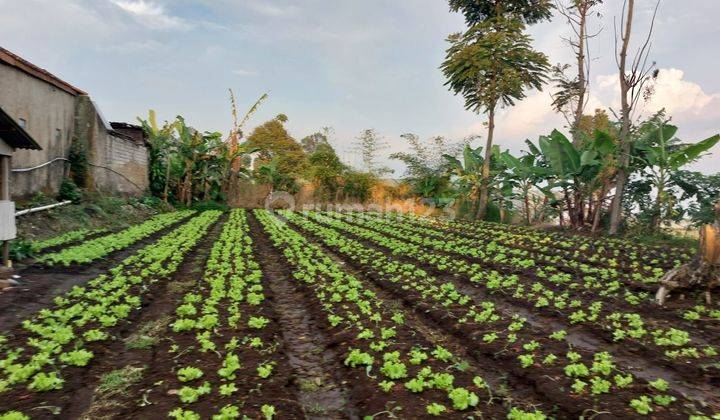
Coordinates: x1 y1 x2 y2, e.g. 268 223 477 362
477 105 496 221
179 158 194 206
591 184 608 233
656 200 720 305
163 154 171 203
650 173 665 232
571 3 589 146
608 0 635 235
524 185 531 225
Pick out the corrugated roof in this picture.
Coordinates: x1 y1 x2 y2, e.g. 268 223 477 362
0 106 42 150
0 47 86 96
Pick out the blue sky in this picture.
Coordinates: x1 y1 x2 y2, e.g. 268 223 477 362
1 0 718 173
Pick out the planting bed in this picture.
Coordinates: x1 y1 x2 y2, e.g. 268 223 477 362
0 210 718 419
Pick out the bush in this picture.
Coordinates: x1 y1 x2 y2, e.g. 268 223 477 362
9 238 35 261
191 201 229 212
57 178 82 203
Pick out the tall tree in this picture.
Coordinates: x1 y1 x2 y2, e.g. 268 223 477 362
551 0 603 145
353 129 392 177
225 90 267 194
441 17 550 219
448 0 554 24
390 134 461 205
607 0 660 234
246 114 307 180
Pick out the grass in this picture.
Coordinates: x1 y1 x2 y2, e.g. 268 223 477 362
81 365 146 419
16 193 169 244
124 316 170 350
627 230 699 250
97 365 146 397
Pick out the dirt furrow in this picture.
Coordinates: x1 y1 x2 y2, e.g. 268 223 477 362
280 214 575 417
248 213 358 420
1 214 224 419
297 213 720 412
0 213 195 332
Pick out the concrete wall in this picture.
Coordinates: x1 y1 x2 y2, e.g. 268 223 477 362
90 121 149 195
0 63 149 199
0 63 75 198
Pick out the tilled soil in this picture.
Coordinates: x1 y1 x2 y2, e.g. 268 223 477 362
0 214 221 419
248 213 358 419
0 213 194 332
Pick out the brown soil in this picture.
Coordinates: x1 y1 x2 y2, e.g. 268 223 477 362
0 214 223 419
0 214 193 332
291 212 717 417
248 213 358 419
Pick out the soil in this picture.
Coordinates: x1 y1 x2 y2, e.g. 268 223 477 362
1 210 716 419
248 213 358 419
0 213 223 419
291 212 718 416
0 214 193 332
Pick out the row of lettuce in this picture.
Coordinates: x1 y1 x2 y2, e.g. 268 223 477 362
0 211 220 419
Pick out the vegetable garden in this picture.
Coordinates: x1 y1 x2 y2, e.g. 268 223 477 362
0 209 718 419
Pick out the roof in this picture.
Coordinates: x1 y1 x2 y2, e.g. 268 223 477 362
110 122 149 146
0 106 42 150
0 47 86 96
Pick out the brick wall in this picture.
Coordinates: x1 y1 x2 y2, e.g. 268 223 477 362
89 122 149 195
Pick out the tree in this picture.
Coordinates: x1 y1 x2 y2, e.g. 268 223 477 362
225 90 267 194
674 171 720 226
257 158 299 195
607 0 660 234
390 133 460 205
442 17 549 219
448 0 554 25
246 114 307 186
500 147 551 225
342 170 377 203
633 115 719 231
532 128 616 229
307 142 345 201
138 110 177 203
353 129 392 177
301 128 333 154
656 200 720 305
551 0 603 145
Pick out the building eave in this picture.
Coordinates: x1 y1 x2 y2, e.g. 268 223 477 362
0 47 86 96
0 106 42 151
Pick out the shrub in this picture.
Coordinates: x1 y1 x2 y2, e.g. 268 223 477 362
191 201 229 212
57 178 82 203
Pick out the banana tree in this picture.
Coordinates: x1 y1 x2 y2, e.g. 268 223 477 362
444 144 509 220
634 119 719 231
500 144 552 225
444 145 483 219
535 129 616 229
138 110 179 203
257 158 298 196
225 91 267 195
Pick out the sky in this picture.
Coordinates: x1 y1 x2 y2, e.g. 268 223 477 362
1 0 718 174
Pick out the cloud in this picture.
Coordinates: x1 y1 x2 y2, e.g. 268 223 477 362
100 40 163 54
242 1 298 17
232 69 258 77
110 0 190 30
594 68 720 120
643 68 719 117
